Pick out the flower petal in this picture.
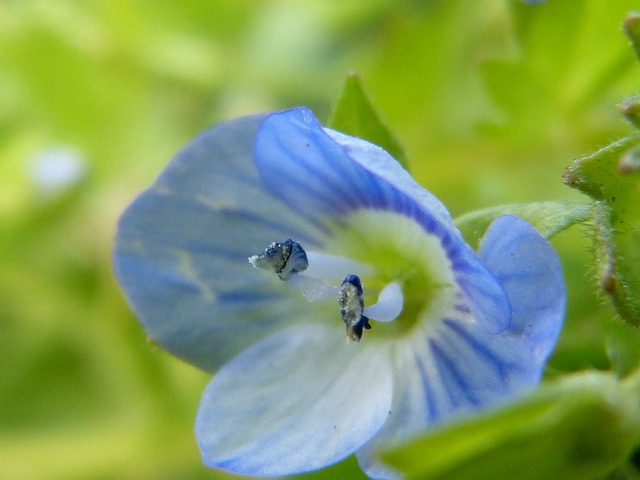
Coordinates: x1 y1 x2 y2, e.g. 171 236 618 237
356 216 565 479
255 107 512 334
255 106 450 223
355 336 443 480
113 114 328 373
196 324 393 477
356 299 508 479
478 214 565 360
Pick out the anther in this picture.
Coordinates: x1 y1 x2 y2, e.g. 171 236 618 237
338 274 371 342
249 239 308 280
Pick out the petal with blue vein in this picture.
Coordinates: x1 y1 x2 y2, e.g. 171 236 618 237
196 324 393 477
114 114 329 373
356 215 564 479
355 300 510 479
414 215 564 409
355 333 443 480
254 107 379 217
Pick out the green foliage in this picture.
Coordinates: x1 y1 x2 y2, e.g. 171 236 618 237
563 10 640 326
383 370 640 480
2 0 640 479
328 73 408 168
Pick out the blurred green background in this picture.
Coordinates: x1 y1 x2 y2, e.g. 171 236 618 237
2 1 639 479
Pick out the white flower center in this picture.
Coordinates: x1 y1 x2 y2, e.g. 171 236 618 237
250 242 405 341
250 210 454 341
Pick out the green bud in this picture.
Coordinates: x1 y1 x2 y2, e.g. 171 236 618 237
564 136 640 326
593 202 640 326
618 145 640 174
620 96 640 130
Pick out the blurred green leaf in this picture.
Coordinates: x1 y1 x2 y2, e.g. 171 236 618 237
623 11 640 63
606 333 640 378
362 1 496 152
564 135 640 326
455 201 592 250
383 370 640 480
481 0 637 142
328 73 408 168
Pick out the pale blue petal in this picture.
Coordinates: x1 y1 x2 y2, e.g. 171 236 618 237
355 340 439 480
196 324 393 477
255 107 512 334
357 215 565 479
114 114 327 373
478 214 565 361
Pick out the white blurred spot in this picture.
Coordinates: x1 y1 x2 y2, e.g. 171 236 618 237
29 146 86 197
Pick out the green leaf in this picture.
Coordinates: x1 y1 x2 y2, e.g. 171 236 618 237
454 201 592 250
327 73 408 169
564 136 640 326
383 370 640 480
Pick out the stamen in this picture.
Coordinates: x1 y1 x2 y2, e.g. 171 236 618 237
304 251 373 281
248 239 308 280
338 275 371 342
287 275 339 302
363 282 404 323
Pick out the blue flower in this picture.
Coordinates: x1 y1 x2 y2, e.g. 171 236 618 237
114 107 565 479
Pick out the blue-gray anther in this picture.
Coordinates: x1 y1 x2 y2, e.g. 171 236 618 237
249 239 309 280
338 274 371 342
